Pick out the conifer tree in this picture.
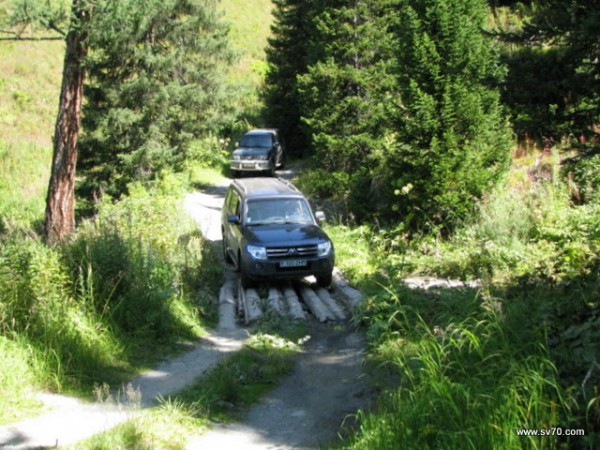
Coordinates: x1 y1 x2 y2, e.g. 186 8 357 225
77 0 233 204
380 0 512 230
263 0 316 158
298 0 398 219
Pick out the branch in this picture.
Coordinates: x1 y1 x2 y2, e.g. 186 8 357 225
0 35 64 41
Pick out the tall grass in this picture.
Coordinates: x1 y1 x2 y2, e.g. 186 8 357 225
0 177 220 422
349 289 569 449
331 151 599 448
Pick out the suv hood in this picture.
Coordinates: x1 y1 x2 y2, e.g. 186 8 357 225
233 147 271 156
243 224 329 246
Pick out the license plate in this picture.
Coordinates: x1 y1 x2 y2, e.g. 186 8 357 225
280 259 307 268
242 163 255 169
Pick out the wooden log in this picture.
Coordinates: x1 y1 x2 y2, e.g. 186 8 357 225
218 278 237 330
315 287 347 321
267 287 285 314
239 282 263 324
300 286 335 322
282 284 306 320
332 268 364 311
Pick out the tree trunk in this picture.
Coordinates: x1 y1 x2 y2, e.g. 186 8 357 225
44 0 90 244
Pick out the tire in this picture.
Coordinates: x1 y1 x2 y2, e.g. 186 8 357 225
316 272 333 288
241 272 254 289
222 232 232 264
268 160 276 177
235 251 242 272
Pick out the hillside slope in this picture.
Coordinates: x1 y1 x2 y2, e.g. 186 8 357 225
0 0 273 228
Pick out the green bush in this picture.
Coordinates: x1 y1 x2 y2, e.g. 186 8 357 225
0 236 124 391
0 178 218 409
67 181 217 341
563 154 600 204
350 286 575 449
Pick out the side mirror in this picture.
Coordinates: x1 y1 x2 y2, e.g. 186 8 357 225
315 211 326 223
227 215 241 225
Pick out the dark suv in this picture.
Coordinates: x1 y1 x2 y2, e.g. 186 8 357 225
230 129 285 177
221 178 335 288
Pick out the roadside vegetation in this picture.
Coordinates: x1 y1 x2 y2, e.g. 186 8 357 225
75 330 301 450
1 0 599 449
324 148 600 448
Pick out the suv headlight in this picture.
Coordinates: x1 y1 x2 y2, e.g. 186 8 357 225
247 245 267 260
256 153 269 161
317 241 332 257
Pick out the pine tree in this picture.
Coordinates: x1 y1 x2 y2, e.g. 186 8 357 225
44 0 91 243
262 0 316 158
380 0 512 230
297 0 398 219
77 0 233 205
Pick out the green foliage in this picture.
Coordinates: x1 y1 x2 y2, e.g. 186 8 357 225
274 0 512 230
0 180 216 418
299 0 397 170
170 333 298 421
397 161 600 283
329 151 600 448
501 46 574 140
0 335 45 425
66 180 217 343
347 284 572 449
375 0 512 230
77 0 235 206
563 153 600 204
263 0 316 157
0 235 127 393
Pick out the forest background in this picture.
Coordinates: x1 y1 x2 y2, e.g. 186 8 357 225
0 0 599 448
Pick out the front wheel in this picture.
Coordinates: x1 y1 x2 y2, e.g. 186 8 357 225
240 271 254 289
316 272 333 288
222 233 232 264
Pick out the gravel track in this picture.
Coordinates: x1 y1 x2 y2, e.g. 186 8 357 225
0 173 374 449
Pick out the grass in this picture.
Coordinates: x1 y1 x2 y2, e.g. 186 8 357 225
74 328 301 449
0 34 62 232
0 0 272 425
0 178 222 421
218 0 273 86
324 150 600 449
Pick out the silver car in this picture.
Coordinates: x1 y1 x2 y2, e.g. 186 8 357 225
230 129 285 177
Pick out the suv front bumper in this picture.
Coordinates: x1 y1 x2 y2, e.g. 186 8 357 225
231 160 272 172
241 255 334 281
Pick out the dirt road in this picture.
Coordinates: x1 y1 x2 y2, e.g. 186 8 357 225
0 173 374 449
183 174 374 449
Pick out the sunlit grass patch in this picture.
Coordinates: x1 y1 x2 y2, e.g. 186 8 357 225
0 335 45 425
348 286 571 450
169 332 299 423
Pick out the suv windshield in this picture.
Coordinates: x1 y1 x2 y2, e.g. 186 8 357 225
246 198 313 225
239 134 273 148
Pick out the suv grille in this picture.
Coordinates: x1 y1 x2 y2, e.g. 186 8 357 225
240 155 256 161
267 245 318 259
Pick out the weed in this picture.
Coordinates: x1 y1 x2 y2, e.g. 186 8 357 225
169 334 298 422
